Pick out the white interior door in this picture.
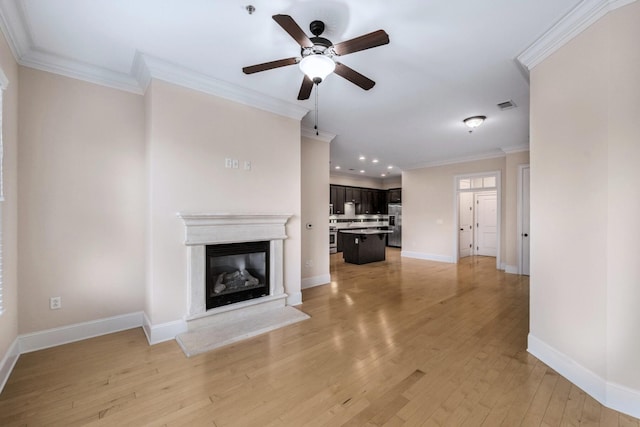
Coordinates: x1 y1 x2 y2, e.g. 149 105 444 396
521 167 530 275
459 192 474 258
475 192 497 256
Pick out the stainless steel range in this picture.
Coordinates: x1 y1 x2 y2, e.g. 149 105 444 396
329 226 337 253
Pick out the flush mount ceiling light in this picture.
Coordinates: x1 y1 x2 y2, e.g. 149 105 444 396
463 116 486 132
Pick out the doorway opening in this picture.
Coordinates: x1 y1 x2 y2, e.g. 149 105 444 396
454 172 501 269
517 164 530 275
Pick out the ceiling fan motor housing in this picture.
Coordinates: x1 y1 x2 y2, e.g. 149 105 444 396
309 20 325 36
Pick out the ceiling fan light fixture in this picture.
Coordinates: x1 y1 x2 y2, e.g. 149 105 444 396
463 116 486 129
299 54 335 83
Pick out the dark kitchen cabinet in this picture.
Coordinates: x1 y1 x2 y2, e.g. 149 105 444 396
360 190 373 214
372 190 385 214
388 188 402 203
345 187 362 204
356 189 388 214
330 185 345 214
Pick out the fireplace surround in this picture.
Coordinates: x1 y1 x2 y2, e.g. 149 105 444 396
177 213 292 330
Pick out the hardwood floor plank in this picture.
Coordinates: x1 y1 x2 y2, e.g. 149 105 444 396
0 251 637 426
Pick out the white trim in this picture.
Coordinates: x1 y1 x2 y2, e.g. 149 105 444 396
0 337 19 393
0 0 31 62
19 50 143 94
517 164 530 275
301 274 331 289
501 145 529 154
0 5 310 117
18 312 144 354
528 333 640 419
453 171 502 270
142 312 187 345
138 54 308 120
401 251 454 264
517 0 638 71
301 127 336 143
606 381 640 419
403 150 506 171
286 291 303 306
503 265 519 274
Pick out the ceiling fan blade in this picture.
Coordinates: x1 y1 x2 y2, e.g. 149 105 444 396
334 62 376 90
298 75 314 100
333 29 390 56
242 57 298 74
273 14 313 48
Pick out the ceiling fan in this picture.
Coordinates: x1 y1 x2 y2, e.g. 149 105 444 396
242 14 390 100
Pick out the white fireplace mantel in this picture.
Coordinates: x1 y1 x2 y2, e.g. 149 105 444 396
177 212 293 327
177 213 292 246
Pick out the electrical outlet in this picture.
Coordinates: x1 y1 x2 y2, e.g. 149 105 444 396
232 159 239 169
50 296 61 310
225 158 233 168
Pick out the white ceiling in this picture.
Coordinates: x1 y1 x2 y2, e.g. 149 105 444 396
0 0 588 178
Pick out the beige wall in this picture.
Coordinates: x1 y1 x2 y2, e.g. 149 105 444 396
330 174 385 189
301 136 330 285
145 80 302 324
17 68 146 333
403 156 508 263
0 27 19 359
530 0 640 404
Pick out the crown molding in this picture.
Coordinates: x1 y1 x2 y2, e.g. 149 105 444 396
403 150 507 171
501 144 530 154
22 48 143 94
301 127 336 143
0 3 309 120
0 0 30 61
518 0 638 70
137 53 308 121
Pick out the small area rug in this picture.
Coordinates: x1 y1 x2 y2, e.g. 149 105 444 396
176 306 310 357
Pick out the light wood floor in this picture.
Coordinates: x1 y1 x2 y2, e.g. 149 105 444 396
1 249 638 426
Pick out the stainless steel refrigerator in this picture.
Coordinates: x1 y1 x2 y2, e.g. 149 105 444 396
387 204 402 247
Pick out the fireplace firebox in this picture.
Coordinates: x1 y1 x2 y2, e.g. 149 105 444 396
205 241 270 309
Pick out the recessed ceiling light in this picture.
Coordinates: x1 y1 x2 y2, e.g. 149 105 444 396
359 156 366 161
372 159 379 163
387 165 393 169
335 166 341 170
360 170 365 173
381 173 386 177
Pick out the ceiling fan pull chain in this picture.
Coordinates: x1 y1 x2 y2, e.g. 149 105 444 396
315 83 319 135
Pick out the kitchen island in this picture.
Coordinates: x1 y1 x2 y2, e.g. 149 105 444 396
339 229 393 265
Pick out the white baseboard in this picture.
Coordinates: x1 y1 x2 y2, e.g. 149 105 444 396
142 312 187 345
286 291 303 306
504 264 519 274
301 274 330 290
528 333 640 419
19 312 144 354
0 338 20 393
401 251 454 263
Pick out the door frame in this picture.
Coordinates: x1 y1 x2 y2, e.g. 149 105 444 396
453 170 502 270
517 164 530 275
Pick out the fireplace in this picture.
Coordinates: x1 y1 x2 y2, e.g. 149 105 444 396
176 213 309 356
177 213 291 328
206 241 270 309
